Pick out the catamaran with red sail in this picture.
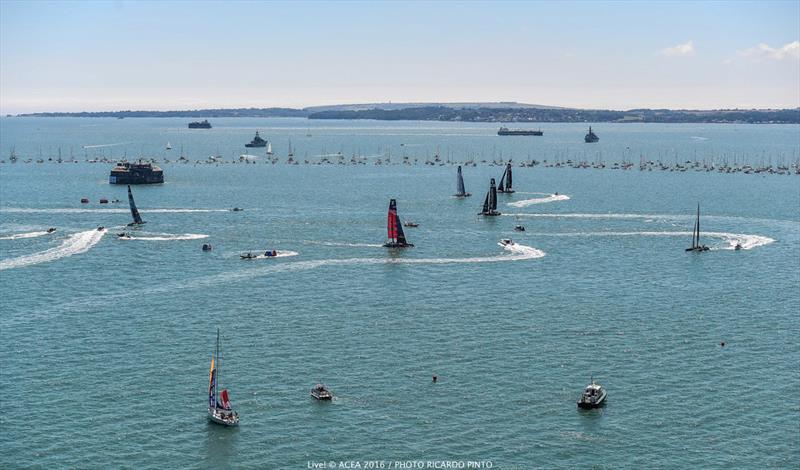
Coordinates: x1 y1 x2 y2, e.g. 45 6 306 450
383 199 414 248
208 328 239 426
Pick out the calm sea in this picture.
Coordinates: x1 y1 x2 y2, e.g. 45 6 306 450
1 118 798 469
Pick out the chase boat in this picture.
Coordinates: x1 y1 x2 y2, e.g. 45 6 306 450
310 384 332 400
577 379 607 409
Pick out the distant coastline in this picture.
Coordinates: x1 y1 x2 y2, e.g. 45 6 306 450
11 102 800 124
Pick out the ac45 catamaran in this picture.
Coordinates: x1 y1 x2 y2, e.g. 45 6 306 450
126 185 145 226
497 163 514 193
454 165 471 197
208 329 239 426
479 178 501 216
685 203 709 252
383 199 414 248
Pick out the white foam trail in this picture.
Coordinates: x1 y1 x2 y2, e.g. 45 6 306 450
508 194 570 208
118 232 208 241
303 241 384 248
0 230 50 240
521 231 775 250
239 250 300 260
0 208 229 214
0 229 107 270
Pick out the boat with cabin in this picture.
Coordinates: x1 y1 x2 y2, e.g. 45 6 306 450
454 165 471 197
584 126 599 143
245 131 268 148
685 204 710 252
383 199 414 248
310 383 333 400
479 179 501 216
208 329 239 426
497 163 515 193
577 378 607 409
109 161 164 184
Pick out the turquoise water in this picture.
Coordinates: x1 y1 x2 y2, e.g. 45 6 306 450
1 118 799 469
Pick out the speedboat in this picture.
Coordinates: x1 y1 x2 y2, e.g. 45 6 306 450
734 243 742 250
514 225 526 232
403 221 419 228
310 383 332 400
99 198 109 204
117 232 131 239
97 226 105 231
231 207 244 212
46 228 56 233
499 238 514 247
577 379 607 409
81 198 89 204
240 252 256 260
202 243 213 251
264 250 278 257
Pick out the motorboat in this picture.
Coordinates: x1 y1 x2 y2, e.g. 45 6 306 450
97 226 105 231
99 198 109 204
499 238 514 247
46 228 56 233
202 243 213 251
231 207 244 212
734 243 742 250
310 383 332 400
117 232 131 239
403 221 419 228
81 198 89 204
514 225 526 232
577 379 607 409
264 250 278 257
240 252 256 260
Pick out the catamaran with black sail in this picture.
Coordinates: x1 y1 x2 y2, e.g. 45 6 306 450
497 163 514 193
208 328 239 426
479 178 501 216
685 203 709 252
383 199 414 248
126 185 145 226
454 165 471 197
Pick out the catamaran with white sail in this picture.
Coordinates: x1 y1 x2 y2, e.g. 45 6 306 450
208 328 239 426
454 165 471 197
383 199 414 248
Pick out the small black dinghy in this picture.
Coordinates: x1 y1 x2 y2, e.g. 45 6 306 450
383 199 414 248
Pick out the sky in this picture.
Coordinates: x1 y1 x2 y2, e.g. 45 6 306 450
0 0 798 113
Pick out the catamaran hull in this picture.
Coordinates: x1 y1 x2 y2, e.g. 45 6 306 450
479 211 502 216
383 242 414 248
454 193 472 198
208 409 239 426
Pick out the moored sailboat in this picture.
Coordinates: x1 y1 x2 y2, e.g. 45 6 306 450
126 185 145 226
479 178 501 216
497 163 515 193
208 328 239 426
454 165 471 197
383 199 414 248
685 203 709 252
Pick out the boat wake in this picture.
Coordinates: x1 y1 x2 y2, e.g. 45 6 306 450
522 231 774 250
241 250 300 260
118 232 208 241
0 228 107 270
0 207 230 214
507 194 570 208
303 241 385 248
0 230 51 240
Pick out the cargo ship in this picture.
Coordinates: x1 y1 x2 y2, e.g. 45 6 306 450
188 119 212 129
109 161 164 184
498 127 543 136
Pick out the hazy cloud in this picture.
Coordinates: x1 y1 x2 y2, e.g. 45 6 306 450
660 40 695 56
737 41 800 61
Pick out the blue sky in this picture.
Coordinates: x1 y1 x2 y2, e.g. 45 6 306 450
1 0 798 113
